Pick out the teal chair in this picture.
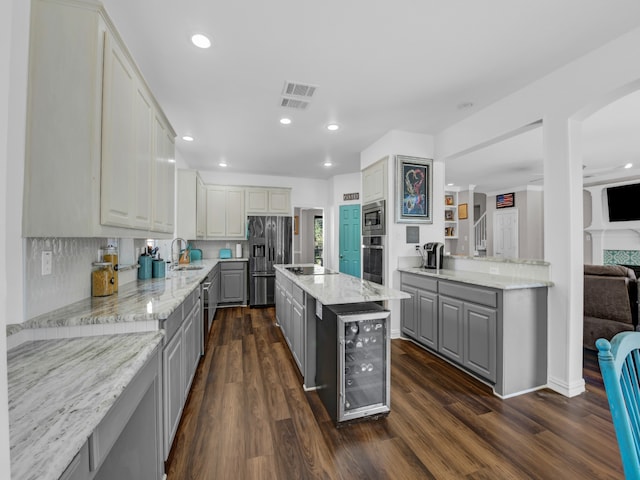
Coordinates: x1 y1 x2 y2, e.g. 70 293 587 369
597 332 640 480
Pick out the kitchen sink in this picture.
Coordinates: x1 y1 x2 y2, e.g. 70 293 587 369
173 265 204 271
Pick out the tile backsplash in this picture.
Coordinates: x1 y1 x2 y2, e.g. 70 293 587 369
603 249 640 266
25 237 145 320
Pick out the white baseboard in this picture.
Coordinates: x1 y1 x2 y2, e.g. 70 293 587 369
547 375 586 397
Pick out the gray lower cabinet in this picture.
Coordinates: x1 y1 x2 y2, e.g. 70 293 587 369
220 261 247 304
438 295 464 363
210 264 220 322
401 273 438 350
162 287 202 460
400 284 418 338
463 302 496 382
417 290 438 350
400 271 546 397
275 272 305 375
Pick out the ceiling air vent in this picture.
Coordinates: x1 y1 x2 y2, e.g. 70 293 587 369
280 97 310 110
282 81 317 98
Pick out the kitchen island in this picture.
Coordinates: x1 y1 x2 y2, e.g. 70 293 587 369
274 264 409 423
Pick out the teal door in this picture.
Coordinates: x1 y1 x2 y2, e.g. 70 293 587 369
339 205 361 277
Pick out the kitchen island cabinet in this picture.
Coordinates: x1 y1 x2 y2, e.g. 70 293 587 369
275 271 311 379
23 0 175 238
399 268 548 397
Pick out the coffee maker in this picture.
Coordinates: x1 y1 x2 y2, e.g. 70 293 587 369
423 242 444 270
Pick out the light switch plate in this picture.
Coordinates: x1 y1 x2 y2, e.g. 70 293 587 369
42 251 52 275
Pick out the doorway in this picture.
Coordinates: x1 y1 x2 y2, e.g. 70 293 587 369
493 210 518 258
338 205 361 277
293 207 324 265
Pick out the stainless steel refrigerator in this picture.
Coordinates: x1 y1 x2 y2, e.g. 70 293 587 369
248 216 292 306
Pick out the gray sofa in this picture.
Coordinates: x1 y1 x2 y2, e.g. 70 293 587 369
583 264 639 350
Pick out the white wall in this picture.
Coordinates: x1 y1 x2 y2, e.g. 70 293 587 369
435 25 640 397
483 186 543 259
0 0 12 473
360 130 436 337
1 0 29 475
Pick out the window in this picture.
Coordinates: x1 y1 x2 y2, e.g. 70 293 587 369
314 215 323 265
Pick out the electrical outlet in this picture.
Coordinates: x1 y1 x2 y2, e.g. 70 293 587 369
42 251 52 275
415 245 421 251
489 267 499 275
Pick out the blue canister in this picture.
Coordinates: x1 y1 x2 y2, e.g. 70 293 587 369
138 254 152 280
152 259 165 278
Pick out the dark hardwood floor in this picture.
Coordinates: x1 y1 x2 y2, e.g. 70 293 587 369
166 306 623 479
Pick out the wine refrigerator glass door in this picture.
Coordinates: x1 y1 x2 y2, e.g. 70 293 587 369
339 310 390 422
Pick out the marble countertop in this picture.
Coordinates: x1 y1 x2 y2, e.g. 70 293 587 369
444 254 550 266
8 331 164 480
398 267 553 290
14 260 218 333
275 265 410 304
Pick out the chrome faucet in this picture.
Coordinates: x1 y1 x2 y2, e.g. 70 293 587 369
170 237 187 268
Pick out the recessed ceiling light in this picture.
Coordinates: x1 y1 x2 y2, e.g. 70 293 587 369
327 123 340 131
280 118 292 125
182 135 194 142
191 33 211 49
624 163 633 169
219 161 227 167
168 159 176 164
323 161 333 167
447 183 454 186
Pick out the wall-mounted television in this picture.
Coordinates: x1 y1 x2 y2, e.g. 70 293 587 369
607 183 640 222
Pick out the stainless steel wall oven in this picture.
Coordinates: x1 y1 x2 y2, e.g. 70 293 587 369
362 236 384 285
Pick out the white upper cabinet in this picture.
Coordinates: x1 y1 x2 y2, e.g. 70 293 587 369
206 186 246 239
362 156 388 204
100 31 136 228
152 116 175 234
245 187 291 215
23 0 175 238
196 175 206 237
176 169 206 240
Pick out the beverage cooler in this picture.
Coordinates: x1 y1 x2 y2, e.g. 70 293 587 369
316 302 390 424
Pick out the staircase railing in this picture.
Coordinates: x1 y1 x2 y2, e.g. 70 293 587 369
474 212 487 254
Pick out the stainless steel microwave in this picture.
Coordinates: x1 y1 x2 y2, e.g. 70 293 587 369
362 200 385 236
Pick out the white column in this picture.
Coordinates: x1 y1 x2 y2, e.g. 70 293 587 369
544 115 585 397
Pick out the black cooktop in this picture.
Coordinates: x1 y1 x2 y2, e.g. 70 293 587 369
285 266 338 275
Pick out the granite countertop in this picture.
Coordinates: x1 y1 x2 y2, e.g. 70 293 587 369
275 264 410 304
15 260 218 332
8 331 164 480
398 266 553 290
445 254 550 266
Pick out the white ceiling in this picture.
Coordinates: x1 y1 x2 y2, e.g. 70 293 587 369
100 0 640 182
